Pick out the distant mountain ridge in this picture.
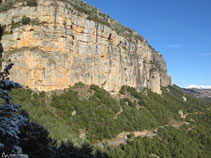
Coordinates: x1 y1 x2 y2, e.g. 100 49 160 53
183 88 211 102
186 85 211 89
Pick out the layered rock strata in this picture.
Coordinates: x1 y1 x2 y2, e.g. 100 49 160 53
0 0 172 94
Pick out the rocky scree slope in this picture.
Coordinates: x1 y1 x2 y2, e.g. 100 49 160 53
0 0 172 94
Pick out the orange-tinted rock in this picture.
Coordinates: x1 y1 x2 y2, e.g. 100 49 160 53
0 0 172 94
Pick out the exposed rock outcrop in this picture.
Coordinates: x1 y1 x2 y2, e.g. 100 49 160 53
0 0 172 94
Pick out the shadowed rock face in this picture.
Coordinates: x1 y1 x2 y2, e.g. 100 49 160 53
0 0 172 94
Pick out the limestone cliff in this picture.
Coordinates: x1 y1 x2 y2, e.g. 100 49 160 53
0 0 172 94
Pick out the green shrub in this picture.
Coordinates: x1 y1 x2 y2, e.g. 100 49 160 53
119 85 127 95
90 84 100 91
26 0 37 7
87 16 110 27
39 91 46 98
0 0 17 12
21 17 31 25
120 98 136 108
72 81 85 88
11 19 21 29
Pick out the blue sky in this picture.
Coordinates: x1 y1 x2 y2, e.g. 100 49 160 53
84 0 211 88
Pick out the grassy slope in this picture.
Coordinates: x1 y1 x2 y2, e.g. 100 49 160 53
10 84 211 157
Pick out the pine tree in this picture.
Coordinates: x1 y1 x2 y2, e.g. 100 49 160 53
0 63 27 154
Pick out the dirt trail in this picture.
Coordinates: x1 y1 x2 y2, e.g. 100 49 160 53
113 107 123 119
96 119 190 147
97 129 158 147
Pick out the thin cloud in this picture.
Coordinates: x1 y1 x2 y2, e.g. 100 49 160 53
185 85 211 89
199 53 211 56
168 44 181 48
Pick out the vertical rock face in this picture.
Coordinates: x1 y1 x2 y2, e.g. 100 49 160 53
0 0 172 94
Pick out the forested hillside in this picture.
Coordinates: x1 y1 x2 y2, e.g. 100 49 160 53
9 83 211 157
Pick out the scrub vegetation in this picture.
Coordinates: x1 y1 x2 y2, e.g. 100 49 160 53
8 83 211 157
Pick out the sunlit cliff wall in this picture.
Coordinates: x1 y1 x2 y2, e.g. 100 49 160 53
0 0 172 94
